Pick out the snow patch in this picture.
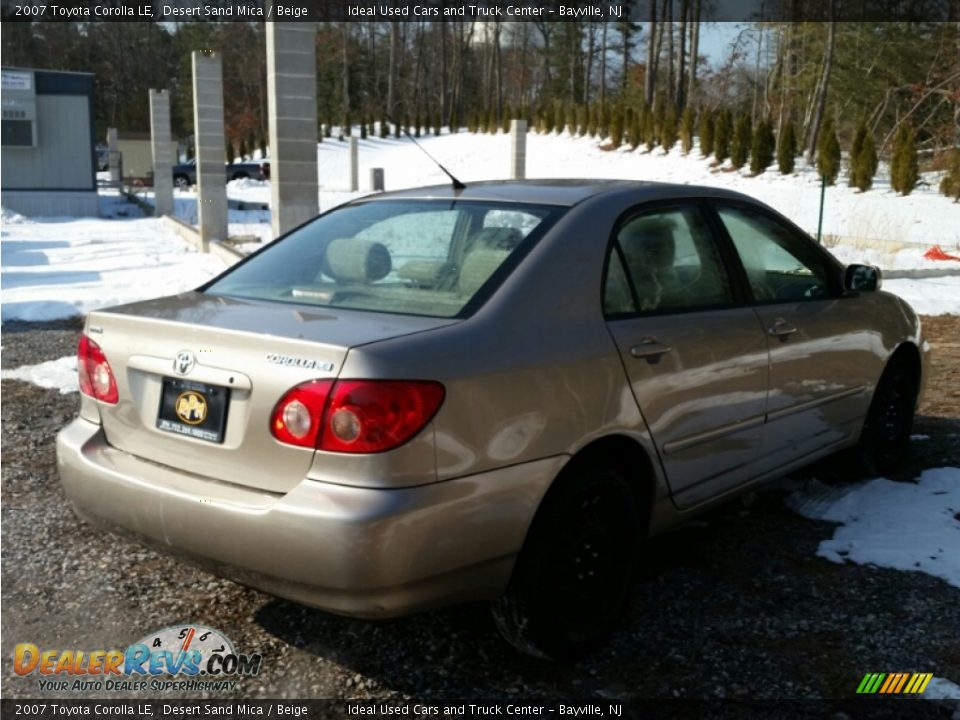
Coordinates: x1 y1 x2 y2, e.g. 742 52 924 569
924 677 960 700
787 468 960 588
1 356 78 394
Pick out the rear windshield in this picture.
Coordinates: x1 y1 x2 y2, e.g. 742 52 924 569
204 200 563 318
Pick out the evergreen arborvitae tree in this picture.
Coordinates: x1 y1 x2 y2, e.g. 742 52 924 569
680 107 695 155
852 132 879 192
643 107 657 151
380 116 389 139
467 112 477 134
226 140 235 164
660 106 679 152
367 118 375 137
600 104 611 140
849 119 868 187
577 105 588 136
587 105 599 137
403 114 411 136
360 119 368 139
817 118 841 185
239 137 248 160
750 119 775 175
342 112 351 138
566 102 576 134
434 112 442 136
628 109 641 149
730 113 752 169
260 133 269 155
502 107 512 134
610 106 625 149
395 118 403 138
414 110 422 137
698 108 715 157
891 124 919 195
777 119 796 174
714 109 731 162
940 149 960 202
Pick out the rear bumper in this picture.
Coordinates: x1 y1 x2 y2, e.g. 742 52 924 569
57 418 563 618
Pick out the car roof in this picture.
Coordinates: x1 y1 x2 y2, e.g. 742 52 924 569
357 179 761 208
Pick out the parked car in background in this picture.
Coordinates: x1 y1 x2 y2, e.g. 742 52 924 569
172 158 269 188
57 180 928 659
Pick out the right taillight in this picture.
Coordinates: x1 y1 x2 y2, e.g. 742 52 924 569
77 335 119 404
270 379 444 454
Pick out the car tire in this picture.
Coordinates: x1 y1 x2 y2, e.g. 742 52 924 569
856 352 918 476
491 462 641 660
174 175 190 189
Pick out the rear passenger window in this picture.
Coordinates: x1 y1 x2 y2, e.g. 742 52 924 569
605 205 735 315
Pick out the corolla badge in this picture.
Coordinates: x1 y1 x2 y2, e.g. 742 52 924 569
174 350 197 376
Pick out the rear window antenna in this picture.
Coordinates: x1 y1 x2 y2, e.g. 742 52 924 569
389 115 466 191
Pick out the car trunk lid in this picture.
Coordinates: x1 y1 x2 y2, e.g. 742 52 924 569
85 292 457 494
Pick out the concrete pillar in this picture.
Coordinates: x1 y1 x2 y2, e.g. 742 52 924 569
149 89 174 217
107 127 121 185
267 22 319 238
349 137 359 192
370 168 384 192
191 51 228 246
510 119 527 180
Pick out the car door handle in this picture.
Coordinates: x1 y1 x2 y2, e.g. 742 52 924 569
630 338 672 359
767 319 798 339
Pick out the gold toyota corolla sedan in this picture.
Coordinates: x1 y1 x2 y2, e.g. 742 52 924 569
57 180 929 658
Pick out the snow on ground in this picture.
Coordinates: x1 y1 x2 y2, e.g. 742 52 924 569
0 356 77 393
1 193 227 322
787 468 960 589
163 131 960 251
925 677 960 700
882 277 960 316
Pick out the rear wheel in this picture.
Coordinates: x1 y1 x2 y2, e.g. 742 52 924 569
856 353 918 475
173 174 190 189
492 463 641 660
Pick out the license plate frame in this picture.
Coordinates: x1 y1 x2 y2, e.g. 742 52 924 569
156 377 230 444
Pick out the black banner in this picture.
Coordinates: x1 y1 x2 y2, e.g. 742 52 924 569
2 699 959 720
0 0 956 23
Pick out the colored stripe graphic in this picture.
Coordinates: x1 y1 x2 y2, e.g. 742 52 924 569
857 672 933 694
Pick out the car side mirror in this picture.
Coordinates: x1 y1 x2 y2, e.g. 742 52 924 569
844 264 882 292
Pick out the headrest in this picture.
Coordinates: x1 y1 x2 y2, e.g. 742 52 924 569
619 218 675 270
472 226 524 250
322 238 392 283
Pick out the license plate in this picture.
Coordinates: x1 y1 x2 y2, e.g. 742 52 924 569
157 378 230 444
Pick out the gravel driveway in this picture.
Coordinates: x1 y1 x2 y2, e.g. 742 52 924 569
2 316 958 701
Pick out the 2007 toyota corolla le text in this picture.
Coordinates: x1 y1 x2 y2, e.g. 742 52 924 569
57 180 929 659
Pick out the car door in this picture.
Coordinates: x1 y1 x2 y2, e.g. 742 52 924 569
604 202 770 510
711 202 875 477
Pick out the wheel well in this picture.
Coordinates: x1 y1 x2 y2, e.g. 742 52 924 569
563 435 657 535
889 342 922 393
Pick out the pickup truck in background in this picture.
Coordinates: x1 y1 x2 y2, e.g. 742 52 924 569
172 159 270 188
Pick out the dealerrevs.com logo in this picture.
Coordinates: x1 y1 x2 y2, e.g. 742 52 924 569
13 625 262 693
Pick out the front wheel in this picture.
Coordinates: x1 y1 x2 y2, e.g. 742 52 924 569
856 353 918 475
491 463 641 660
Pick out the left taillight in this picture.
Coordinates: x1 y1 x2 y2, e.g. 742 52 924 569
77 335 118 404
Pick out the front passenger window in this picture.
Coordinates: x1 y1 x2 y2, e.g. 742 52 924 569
717 205 834 303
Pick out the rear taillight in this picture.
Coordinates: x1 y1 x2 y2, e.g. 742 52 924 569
77 335 119 404
270 379 445 453
269 379 333 448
